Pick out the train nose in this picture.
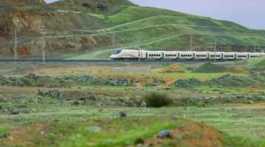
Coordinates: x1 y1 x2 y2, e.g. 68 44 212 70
110 54 117 58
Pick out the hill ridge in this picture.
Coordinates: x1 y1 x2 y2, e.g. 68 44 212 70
0 0 264 58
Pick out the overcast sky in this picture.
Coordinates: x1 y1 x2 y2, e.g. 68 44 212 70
45 0 265 29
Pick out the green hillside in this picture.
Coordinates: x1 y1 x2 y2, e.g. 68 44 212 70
55 1 265 53
0 0 265 58
101 6 265 49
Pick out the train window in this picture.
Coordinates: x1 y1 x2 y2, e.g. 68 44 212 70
210 55 221 57
166 54 175 57
112 49 122 55
224 55 234 57
181 54 193 57
149 54 161 57
196 55 207 57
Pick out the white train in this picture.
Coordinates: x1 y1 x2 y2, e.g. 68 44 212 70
110 49 265 60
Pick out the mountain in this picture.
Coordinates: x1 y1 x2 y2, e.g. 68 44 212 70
0 0 264 58
0 0 45 5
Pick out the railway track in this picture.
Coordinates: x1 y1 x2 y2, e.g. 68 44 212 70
0 59 234 64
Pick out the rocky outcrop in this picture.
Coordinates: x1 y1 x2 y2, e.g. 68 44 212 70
0 0 132 57
0 0 45 5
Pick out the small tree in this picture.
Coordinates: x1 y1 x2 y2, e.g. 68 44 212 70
144 92 172 107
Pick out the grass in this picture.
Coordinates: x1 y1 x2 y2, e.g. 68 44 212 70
195 85 265 95
247 57 265 66
67 49 115 60
1 105 265 146
0 127 8 138
0 116 183 147
25 64 247 86
58 117 178 147
181 106 265 140
0 59 264 146
252 58 265 70
94 6 265 51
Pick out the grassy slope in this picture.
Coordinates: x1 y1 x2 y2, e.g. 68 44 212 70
104 6 265 48
66 4 265 59
108 6 264 45
1 0 265 58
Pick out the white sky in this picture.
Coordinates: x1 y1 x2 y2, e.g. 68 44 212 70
44 0 265 29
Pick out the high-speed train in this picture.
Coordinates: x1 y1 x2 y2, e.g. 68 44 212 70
110 49 265 60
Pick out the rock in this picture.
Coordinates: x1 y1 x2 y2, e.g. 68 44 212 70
72 100 81 106
134 138 145 145
0 131 8 139
9 109 20 115
87 126 101 133
38 89 64 100
247 100 254 104
157 130 172 139
119 111 127 118
88 95 97 101
140 101 147 107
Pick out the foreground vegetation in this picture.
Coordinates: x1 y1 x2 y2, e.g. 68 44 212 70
1 105 265 147
0 58 264 146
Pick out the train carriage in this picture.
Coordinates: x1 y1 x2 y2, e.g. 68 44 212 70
194 52 209 60
110 48 264 61
179 51 195 59
111 49 145 60
163 51 178 60
209 52 223 60
249 52 262 58
146 51 163 60
236 52 249 60
222 52 236 60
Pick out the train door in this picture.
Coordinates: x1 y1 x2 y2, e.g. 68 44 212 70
161 52 164 59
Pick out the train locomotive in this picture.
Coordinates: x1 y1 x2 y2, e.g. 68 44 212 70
110 49 265 61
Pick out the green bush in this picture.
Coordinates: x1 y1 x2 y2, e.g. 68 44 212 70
253 59 265 71
0 127 8 138
194 63 227 73
209 74 255 87
175 78 203 88
144 92 172 107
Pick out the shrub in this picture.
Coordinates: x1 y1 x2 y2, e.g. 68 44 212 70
209 74 255 87
159 64 186 73
194 63 227 73
144 92 172 107
0 128 8 138
175 78 203 88
253 59 265 71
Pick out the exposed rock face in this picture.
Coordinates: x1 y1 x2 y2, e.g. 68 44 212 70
1 0 45 5
0 11 44 56
0 0 131 57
